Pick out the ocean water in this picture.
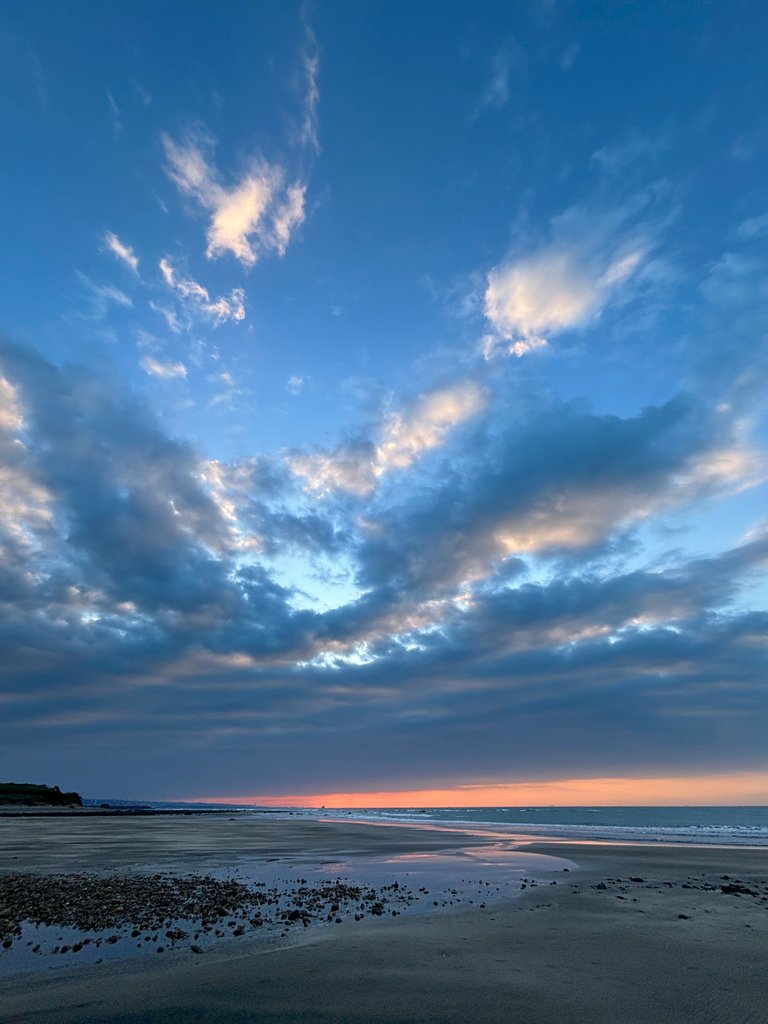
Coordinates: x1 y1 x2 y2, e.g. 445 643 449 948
84 800 768 847
318 806 768 847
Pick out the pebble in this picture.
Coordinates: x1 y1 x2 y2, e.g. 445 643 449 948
0 871 417 955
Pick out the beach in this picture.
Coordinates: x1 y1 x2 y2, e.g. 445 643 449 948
1 815 767 1023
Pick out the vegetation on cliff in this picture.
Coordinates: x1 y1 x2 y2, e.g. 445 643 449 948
0 783 83 807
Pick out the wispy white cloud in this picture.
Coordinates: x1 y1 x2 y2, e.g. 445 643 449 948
75 273 132 321
272 184 307 256
131 80 152 106
699 252 766 307
561 41 579 70
140 355 188 380
300 26 320 154
484 248 643 358
105 91 121 136
476 42 527 115
287 375 307 395
482 203 653 358
208 369 248 409
590 130 669 176
734 212 768 241
161 131 306 266
149 301 182 334
103 231 139 274
290 380 487 496
159 258 246 325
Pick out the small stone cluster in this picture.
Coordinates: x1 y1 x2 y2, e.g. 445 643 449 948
581 872 768 907
0 872 416 955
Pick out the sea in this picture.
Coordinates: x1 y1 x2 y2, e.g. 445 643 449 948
85 800 768 847
331 805 768 847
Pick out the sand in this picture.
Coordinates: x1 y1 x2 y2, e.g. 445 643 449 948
1 816 767 1023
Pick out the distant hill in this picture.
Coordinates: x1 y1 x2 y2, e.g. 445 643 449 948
0 782 83 807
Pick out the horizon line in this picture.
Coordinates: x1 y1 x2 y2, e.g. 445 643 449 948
180 770 768 809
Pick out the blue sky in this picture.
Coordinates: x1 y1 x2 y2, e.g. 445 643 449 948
1 1 767 802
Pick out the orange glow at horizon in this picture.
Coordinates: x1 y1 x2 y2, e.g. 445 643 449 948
189 771 768 808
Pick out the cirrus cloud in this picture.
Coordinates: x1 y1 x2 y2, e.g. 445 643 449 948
140 355 187 380
481 198 663 358
102 231 140 274
161 131 306 267
159 258 245 325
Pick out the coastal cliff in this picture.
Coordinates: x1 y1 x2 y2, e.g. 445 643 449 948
0 783 83 807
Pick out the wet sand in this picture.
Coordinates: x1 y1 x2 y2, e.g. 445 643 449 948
0 814 517 872
2 817 767 1023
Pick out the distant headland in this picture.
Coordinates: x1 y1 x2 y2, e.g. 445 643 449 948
0 783 249 817
0 782 83 808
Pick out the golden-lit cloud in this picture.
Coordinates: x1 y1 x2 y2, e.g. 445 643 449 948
159 257 246 325
0 375 54 545
484 246 645 358
140 355 188 380
161 132 306 266
0 375 23 432
290 380 487 496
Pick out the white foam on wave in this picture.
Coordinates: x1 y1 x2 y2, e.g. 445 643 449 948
320 810 768 847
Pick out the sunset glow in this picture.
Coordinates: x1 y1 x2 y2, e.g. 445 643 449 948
196 772 768 809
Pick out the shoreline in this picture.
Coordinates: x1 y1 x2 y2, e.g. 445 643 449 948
321 813 768 851
2 816 767 1023
0 805 252 817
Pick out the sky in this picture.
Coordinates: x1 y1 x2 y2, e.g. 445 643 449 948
1 0 767 805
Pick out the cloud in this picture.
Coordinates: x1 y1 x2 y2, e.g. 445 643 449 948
287 375 307 395
0 372 54 554
290 380 487 496
698 252 766 308
449 533 768 656
377 381 487 472
200 456 347 559
476 42 527 114
271 184 307 256
103 232 139 274
346 394 760 633
105 91 121 136
289 441 376 498
159 258 245 325
484 243 645 358
734 212 768 241
74 274 132 322
0 340 323 658
0 342 230 604
140 355 187 380
0 373 23 432
300 26 320 153
162 131 306 266
149 301 182 334
208 368 250 409
481 197 665 358
1 341 766 799
590 130 669 176
131 80 152 106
